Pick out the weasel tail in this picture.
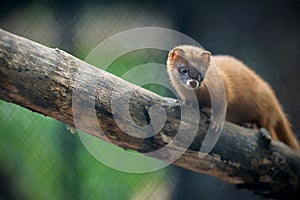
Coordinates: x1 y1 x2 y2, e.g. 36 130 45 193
275 112 299 149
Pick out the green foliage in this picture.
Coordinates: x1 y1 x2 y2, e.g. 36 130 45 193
0 48 172 199
0 102 167 199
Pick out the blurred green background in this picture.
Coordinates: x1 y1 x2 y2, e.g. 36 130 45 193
1 0 300 199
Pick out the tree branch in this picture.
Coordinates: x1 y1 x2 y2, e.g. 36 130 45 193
0 28 299 198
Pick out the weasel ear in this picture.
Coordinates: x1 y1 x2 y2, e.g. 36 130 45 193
169 48 185 61
200 51 211 64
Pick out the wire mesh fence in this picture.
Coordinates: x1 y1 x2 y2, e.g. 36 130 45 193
0 101 179 199
2 0 298 199
0 2 176 199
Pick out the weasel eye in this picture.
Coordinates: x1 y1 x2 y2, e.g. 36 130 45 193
178 65 188 74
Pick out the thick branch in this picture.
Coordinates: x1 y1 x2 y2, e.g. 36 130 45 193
0 28 300 198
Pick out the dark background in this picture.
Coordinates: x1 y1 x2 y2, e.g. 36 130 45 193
1 0 300 199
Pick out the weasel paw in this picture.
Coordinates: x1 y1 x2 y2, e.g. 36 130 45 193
242 122 258 129
210 117 223 134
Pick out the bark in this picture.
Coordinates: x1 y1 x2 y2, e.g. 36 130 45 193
0 28 299 198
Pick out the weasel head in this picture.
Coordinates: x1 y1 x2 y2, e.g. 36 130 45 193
167 45 211 90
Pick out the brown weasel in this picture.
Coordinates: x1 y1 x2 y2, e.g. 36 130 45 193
167 45 299 150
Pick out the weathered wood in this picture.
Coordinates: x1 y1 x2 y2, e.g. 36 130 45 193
0 28 300 198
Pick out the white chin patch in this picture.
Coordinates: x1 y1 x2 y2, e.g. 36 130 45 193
183 80 199 89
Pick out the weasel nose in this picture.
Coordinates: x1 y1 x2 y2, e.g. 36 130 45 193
189 80 198 88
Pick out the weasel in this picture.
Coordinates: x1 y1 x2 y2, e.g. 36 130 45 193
167 45 299 150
